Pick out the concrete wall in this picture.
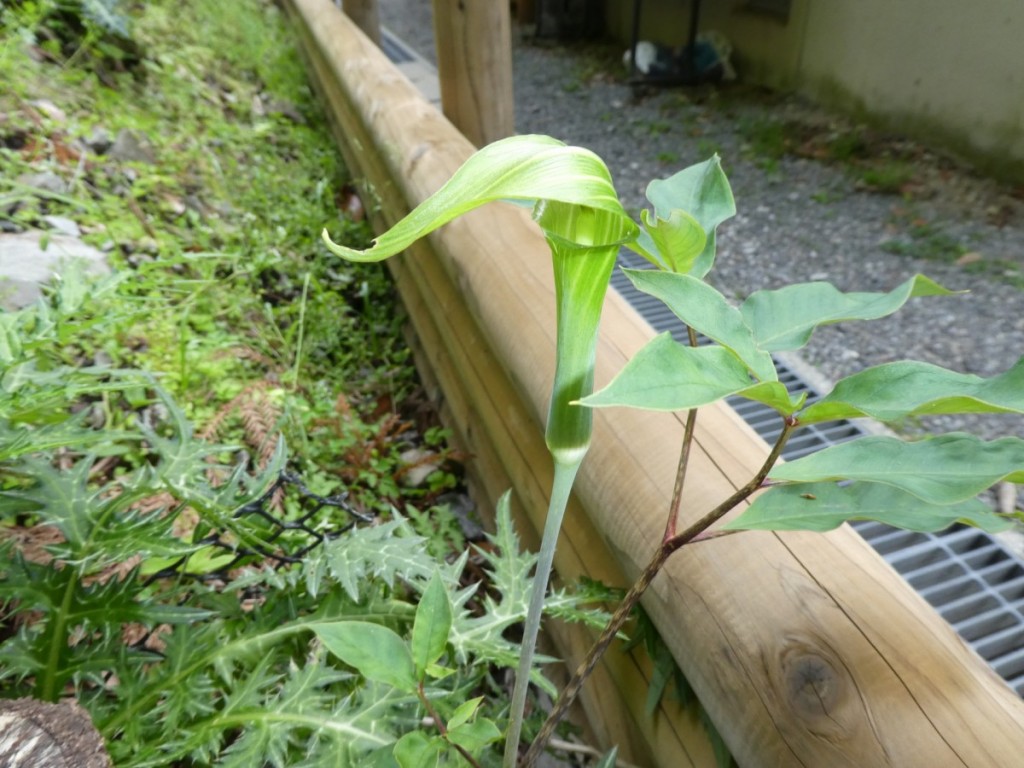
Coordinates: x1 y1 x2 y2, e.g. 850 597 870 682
605 0 1024 179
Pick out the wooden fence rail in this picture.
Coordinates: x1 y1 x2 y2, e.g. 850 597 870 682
283 1 1024 764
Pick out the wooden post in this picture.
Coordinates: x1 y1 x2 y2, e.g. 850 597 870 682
284 1 1024 764
431 0 515 146
341 0 380 45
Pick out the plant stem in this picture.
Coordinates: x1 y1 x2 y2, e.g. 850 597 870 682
521 418 796 765
664 407 697 541
503 458 582 768
290 271 311 390
520 545 669 767
418 682 483 768
664 327 699 541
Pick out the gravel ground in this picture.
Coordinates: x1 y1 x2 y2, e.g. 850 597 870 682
378 1 1024 443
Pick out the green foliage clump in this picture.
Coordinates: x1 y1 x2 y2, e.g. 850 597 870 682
2 1 606 765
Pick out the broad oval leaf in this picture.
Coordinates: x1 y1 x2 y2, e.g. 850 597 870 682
447 696 484 731
579 332 753 411
314 621 417 692
394 731 443 768
322 134 637 261
624 268 776 382
769 433 1024 504
636 208 706 273
725 481 1011 533
411 570 453 680
734 381 806 416
446 718 503 753
740 275 955 352
800 357 1024 424
643 155 736 277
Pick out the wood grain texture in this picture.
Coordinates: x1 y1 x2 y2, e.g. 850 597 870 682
341 0 381 45
283 1 1024 765
431 0 514 146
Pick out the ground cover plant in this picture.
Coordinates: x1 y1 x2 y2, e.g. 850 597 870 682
323 135 1024 766
1 2 613 766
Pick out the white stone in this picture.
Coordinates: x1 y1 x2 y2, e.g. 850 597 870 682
0 231 110 311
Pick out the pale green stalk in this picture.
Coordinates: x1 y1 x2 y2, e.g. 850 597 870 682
319 136 635 766
503 457 580 765
503 232 619 766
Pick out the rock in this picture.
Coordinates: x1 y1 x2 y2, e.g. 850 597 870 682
15 170 68 196
399 447 441 487
42 215 82 237
83 126 114 155
30 99 68 124
108 128 156 164
0 231 110 311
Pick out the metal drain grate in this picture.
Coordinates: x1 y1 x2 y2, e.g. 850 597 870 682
380 29 414 64
610 251 1024 696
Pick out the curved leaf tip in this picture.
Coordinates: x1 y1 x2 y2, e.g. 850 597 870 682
321 134 637 263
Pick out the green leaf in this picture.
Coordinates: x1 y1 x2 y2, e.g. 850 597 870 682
635 207 706 272
411 571 453 681
394 731 443 768
447 696 484 731
314 622 418 692
734 381 806 416
623 268 776 381
314 517 435 601
725 482 1012 533
769 433 1024 504
641 155 736 276
740 275 955 352
322 134 636 262
593 747 619 768
580 332 754 411
446 717 502 753
799 357 1024 424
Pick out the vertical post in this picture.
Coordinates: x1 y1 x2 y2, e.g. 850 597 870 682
342 0 381 45
431 0 515 147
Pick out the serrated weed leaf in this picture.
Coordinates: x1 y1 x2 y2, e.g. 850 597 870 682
411 571 453 680
313 517 435 601
740 274 955 352
800 357 1024 424
314 622 417 692
726 482 1011 533
769 433 1024 504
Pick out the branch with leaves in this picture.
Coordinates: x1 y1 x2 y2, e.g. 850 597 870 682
323 134 1024 766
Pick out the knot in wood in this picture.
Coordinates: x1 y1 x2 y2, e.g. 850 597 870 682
784 651 842 718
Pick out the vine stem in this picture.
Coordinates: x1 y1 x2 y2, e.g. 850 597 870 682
520 418 796 766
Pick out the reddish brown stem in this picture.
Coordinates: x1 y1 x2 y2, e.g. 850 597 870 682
519 418 796 766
